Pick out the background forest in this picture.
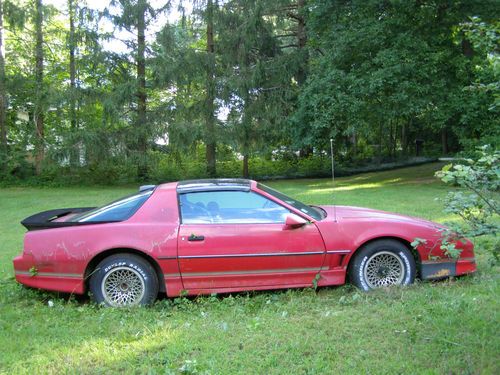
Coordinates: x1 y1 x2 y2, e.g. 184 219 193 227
0 0 498 184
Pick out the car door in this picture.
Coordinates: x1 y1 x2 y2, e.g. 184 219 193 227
177 190 326 291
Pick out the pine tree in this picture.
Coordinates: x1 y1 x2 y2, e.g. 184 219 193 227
0 0 7 154
108 0 169 179
218 0 282 177
205 0 216 177
68 0 77 165
34 0 44 174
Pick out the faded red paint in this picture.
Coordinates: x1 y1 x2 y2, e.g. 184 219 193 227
13 181 476 297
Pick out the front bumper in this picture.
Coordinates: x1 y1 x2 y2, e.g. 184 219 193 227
421 257 476 280
13 253 85 294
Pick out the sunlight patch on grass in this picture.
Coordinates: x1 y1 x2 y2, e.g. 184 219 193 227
273 178 411 191
308 182 386 193
334 182 387 191
6 306 181 373
46 326 178 372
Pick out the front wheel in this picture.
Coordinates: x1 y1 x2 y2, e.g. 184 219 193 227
89 254 159 307
349 239 416 291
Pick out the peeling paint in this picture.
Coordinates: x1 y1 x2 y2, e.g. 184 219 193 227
150 228 178 253
56 242 80 260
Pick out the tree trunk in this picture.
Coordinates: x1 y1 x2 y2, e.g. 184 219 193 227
136 0 147 179
68 0 77 166
298 146 312 158
389 121 394 158
297 0 309 87
241 90 251 178
351 131 357 158
34 0 44 175
402 120 409 155
441 127 448 155
296 0 310 158
461 38 474 58
377 122 383 161
242 154 249 178
296 0 308 86
0 0 7 155
205 0 216 177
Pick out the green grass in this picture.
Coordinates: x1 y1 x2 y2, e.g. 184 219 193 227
0 163 498 374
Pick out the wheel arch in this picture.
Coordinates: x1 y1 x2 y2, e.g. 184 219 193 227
84 248 165 293
346 236 421 278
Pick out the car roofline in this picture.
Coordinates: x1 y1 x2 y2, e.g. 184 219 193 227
176 178 253 194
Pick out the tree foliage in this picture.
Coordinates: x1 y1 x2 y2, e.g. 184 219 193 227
0 0 498 183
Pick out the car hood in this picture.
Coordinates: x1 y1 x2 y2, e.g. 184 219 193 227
318 205 445 229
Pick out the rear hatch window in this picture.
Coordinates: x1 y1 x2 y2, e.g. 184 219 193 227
68 189 153 223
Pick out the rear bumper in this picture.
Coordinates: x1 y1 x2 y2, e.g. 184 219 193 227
13 254 85 294
421 257 476 280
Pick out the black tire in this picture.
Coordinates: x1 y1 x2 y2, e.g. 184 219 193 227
89 253 159 307
349 239 416 291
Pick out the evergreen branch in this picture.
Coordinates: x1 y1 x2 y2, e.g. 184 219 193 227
286 12 303 22
279 44 299 49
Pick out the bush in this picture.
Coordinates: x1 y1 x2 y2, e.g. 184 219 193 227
436 146 499 263
0 147 436 187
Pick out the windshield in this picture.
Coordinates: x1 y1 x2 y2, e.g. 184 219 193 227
257 183 325 221
68 189 154 223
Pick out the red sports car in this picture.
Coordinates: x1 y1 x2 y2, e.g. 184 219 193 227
13 179 476 307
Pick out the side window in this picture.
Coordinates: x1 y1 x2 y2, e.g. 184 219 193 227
179 191 290 224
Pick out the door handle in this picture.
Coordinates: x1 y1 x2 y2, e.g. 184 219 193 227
188 234 205 242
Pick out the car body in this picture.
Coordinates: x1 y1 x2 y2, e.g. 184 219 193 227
13 179 477 306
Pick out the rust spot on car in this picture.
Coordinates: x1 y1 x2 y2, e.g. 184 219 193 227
428 268 451 278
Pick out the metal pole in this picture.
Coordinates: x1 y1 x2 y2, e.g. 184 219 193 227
330 138 334 189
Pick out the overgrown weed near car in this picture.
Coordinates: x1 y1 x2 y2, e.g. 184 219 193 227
0 163 498 374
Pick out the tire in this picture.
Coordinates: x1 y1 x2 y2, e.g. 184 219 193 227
89 253 159 307
349 239 416 291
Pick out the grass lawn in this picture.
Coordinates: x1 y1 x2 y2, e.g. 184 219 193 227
0 163 498 374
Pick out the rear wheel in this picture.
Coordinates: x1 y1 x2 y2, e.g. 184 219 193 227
349 239 416 291
89 254 159 307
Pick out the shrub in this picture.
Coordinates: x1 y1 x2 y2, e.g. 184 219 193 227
436 146 499 263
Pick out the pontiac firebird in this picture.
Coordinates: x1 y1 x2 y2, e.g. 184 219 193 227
13 179 476 306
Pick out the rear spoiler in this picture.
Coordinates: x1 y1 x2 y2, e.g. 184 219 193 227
21 207 97 231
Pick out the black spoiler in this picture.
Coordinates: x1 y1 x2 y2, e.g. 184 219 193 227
21 207 98 231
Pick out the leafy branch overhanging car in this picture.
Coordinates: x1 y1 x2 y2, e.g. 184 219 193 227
13 179 477 307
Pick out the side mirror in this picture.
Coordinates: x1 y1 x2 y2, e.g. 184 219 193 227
284 214 308 229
